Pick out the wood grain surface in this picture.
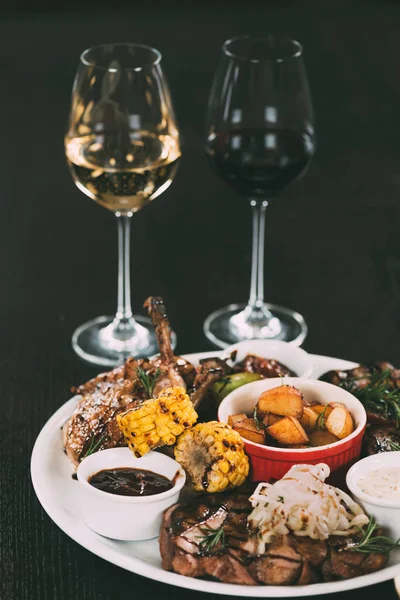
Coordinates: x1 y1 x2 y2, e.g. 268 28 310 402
1 2 400 599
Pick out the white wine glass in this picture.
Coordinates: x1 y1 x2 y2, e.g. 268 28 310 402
65 43 180 366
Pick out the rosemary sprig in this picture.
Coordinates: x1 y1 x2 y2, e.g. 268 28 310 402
136 367 161 398
253 405 261 430
340 369 400 428
343 517 400 555
388 439 400 451
316 405 329 430
82 434 107 459
197 526 226 552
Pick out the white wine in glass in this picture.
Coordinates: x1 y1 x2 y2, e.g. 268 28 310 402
65 43 181 366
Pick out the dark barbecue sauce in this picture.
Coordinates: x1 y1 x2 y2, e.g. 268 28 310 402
88 467 173 497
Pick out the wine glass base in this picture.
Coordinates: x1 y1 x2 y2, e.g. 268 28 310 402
72 315 177 368
203 303 307 349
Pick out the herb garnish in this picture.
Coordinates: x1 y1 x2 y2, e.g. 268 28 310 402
253 405 262 430
82 434 107 459
277 496 285 503
340 370 400 428
136 367 161 398
388 439 400 452
197 526 226 552
316 405 329 430
342 517 400 555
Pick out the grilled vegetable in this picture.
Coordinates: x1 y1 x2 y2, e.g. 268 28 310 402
267 416 309 445
211 372 263 403
257 385 304 418
174 421 249 493
117 386 198 457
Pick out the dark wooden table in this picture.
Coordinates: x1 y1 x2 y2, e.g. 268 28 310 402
1 2 400 599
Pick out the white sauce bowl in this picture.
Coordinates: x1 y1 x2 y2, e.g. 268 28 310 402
346 451 400 541
77 448 186 540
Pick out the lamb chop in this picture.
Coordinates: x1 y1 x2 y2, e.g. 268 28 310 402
160 488 388 586
63 297 195 466
143 296 186 396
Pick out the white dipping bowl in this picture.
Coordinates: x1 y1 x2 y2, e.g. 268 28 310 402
77 448 185 541
346 451 400 541
224 339 313 379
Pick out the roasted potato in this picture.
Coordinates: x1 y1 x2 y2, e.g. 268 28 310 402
257 385 304 418
228 413 247 427
299 406 319 432
309 404 333 418
262 413 281 427
325 404 354 439
308 430 339 447
211 372 263 403
232 417 266 445
267 416 309 445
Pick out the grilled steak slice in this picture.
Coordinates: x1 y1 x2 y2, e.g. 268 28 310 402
294 537 327 568
160 489 389 586
235 355 295 378
249 555 302 586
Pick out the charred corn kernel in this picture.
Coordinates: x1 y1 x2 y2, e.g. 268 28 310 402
174 421 249 493
117 386 198 457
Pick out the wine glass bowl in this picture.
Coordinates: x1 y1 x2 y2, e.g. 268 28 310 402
65 43 180 366
204 35 315 348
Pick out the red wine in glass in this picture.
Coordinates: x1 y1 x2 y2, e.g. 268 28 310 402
203 35 315 348
206 128 314 199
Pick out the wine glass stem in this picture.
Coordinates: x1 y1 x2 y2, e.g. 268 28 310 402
114 213 135 338
249 199 268 308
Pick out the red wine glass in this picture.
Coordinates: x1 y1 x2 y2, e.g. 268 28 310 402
204 35 315 347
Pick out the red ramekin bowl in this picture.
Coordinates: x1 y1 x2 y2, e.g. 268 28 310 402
218 377 366 485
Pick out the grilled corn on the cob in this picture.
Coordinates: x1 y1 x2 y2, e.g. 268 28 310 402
174 421 249 493
117 386 198 457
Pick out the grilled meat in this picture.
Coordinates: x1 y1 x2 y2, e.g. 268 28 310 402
64 297 198 466
320 362 400 390
159 488 388 586
234 355 295 378
362 426 400 455
320 362 400 453
144 296 186 395
190 358 232 410
63 379 140 465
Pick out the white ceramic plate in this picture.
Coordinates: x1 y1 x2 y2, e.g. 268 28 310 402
31 351 400 597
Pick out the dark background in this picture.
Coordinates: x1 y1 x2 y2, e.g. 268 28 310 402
1 1 400 599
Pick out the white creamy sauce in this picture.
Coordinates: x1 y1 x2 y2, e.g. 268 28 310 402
358 467 400 501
